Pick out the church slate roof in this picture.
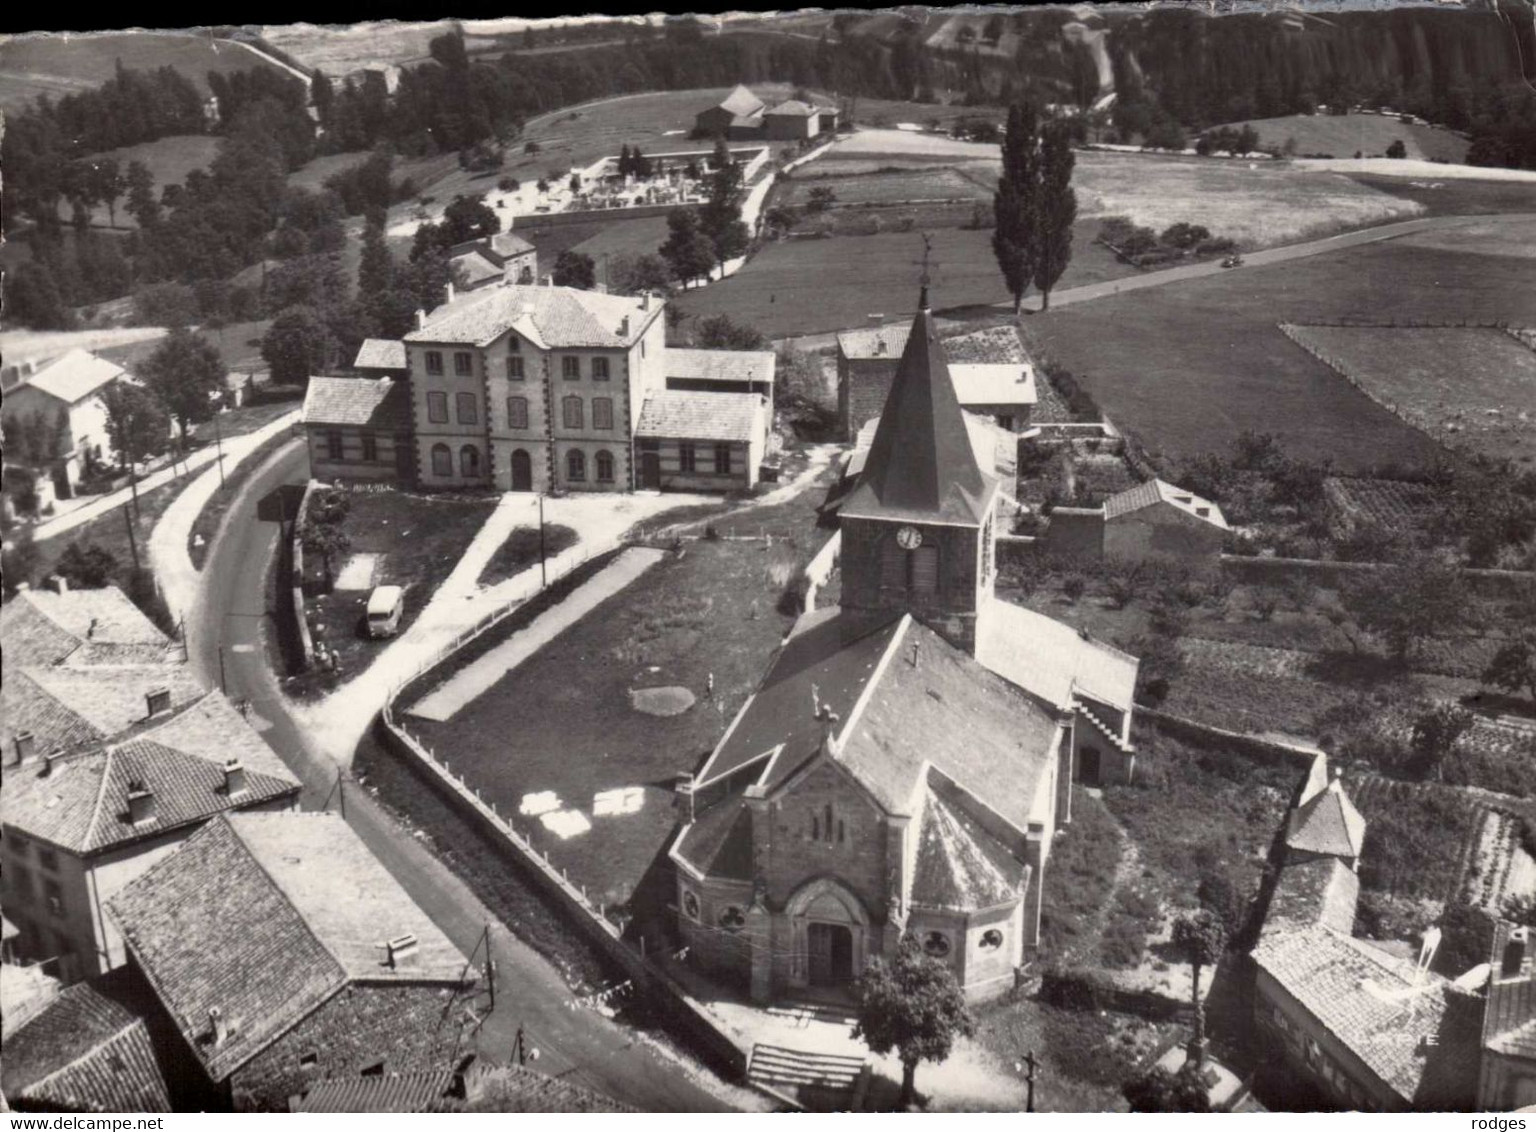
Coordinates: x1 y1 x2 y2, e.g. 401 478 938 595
909 788 1027 913
839 305 999 527
974 598 1139 714
1286 778 1367 859
1265 857 1360 935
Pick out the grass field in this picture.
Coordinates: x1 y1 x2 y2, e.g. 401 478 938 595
1344 174 1536 217
781 166 986 206
0 32 293 113
52 135 221 230
1216 113 1470 162
1283 324 1536 464
1029 238 1536 472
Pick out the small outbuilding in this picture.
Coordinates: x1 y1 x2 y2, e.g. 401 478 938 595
302 376 414 484
635 390 768 492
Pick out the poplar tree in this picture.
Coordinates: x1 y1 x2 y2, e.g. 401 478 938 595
1032 121 1078 311
992 102 1042 313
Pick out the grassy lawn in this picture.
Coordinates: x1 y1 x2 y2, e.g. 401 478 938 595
48 135 220 230
1029 238 1536 472
297 489 498 691
1217 113 1469 163
398 473 834 914
1344 173 1536 217
188 429 302 570
478 524 579 586
1283 324 1536 464
29 479 179 584
0 32 294 112
1039 788 1125 964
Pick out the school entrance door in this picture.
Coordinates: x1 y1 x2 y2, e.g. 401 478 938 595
640 451 662 490
510 449 533 492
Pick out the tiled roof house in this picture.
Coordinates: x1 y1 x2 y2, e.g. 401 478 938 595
301 375 413 484
1481 922 1536 1110
110 812 477 1112
669 293 1140 1005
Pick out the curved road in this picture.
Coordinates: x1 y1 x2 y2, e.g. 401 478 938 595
194 440 744 1112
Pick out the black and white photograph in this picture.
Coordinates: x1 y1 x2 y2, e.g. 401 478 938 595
1 1 1534 1116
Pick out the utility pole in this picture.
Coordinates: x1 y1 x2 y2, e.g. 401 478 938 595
122 502 140 571
217 641 227 694
213 410 226 487
538 493 547 589
337 768 346 818
1015 1050 1038 1113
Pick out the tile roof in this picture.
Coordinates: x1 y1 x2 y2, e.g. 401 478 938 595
948 363 1037 408
1485 922 1536 1060
1286 778 1367 859
2 972 171 1113
1265 857 1360 935
404 284 658 349
681 613 1062 877
451 249 506 288
1253 926 1481 1108
665 346 776 386
909 786 1028 913
1104 479 1228 530
836 325 910 361
635 390 764 443
110 813 472 1082
463 1063 635 1113
449 232 535 264
297 1069 460 1113
1 664 205 756
840 307 999 527
303 375 411 430
766 99 818 117
137 690 296 785
22 349 126 405
0 586 174 669
353 338 408 371
974 597 1140 713
718 85 765 117
1 960 61 1040
0 726 298 855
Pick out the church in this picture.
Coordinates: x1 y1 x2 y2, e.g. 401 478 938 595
668 294 1140 1004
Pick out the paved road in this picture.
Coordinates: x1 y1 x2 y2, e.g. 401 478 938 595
194 442 747 1112
776 211 1533 351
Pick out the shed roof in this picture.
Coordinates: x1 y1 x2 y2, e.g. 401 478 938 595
303 376 411 430
297 1069 460 1113
1265 857 1361 935
717 84 766 117
948 363 1037 408
974 598 1139 713
21 349 126 405
1104 479 1228 530
353 338 408 371
665 346 776 386
635 390 763 443
404 284 657 350
451 249 506 288
110 812 471 1082
765 99 819 117
837 324 910 361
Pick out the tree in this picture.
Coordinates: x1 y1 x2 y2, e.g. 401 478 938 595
141 327 224 446
1032 121 1077 310
1409 702 1474 781
1171 909 1226 1063
695 315 767 351
1339 554 1467 662
609 252 672 297
54 541 120 588
658 208 716 288
125 160 161 228
261 305 334 386
552 250 596 289
805 185 837 213
101 382 169 475
1123 1064 1211 1112
698 148 749 277
852 935 975 1108
300 518 351 592
992 102 1042 313
6 261 74 330
88 158 125 228
1386 138 1408 159
1483 631 1536 703
3 409 67 467
2 529 41 598
440 194 499 245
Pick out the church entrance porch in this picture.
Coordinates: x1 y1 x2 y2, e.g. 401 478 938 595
807 922 854 988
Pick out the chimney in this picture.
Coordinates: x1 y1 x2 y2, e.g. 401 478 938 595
641 291 651 311
386 933 420 970
13 731 36 767
43 750 67 777
1504 927 1530 977
51 575 68 595
618 316 630 338
223 759 247 797
145 688 172 718
674 774 695 823
415 308 427 331
15 582 30 593
87 617 98 639
445 281 455 305
127 782 157 825
1196 506 1210 518
209 1007 228 1048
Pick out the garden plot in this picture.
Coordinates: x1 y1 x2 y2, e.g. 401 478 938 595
1461 810 1536 915
1324 476 1445 538
1284 325 1536 463
784 167 988 206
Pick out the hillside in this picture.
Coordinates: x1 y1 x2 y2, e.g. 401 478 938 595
1217 112 1470 162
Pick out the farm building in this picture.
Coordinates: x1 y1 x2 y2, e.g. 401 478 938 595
108 812 479 1112
1043 479 1228 562
669 295 1138 1005
302 376 414 484
837 323 1036 439
664 346 775 402
1251 753 1485 1111
0 349 132 494
694 85 837 141
634 390 769 492
448 232 537 292
1481 921 1536 1110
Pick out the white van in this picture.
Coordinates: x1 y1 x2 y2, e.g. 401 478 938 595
365 585 405 639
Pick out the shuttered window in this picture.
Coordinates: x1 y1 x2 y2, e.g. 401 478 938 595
911 545 939 593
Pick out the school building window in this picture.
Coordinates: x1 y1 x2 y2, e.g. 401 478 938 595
596 450 615 483
456 392 478 424
563 396 583 429
567 449 587 481
460 445 480 478
425 351 443 375
431 444 452 476
592 397 614 430
427 392 448 423
679 443 696 473
592 356 610 381
507 397 528 429
714 443 731 474
562 356 580 380
453 351 473 376
507 356 525 380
